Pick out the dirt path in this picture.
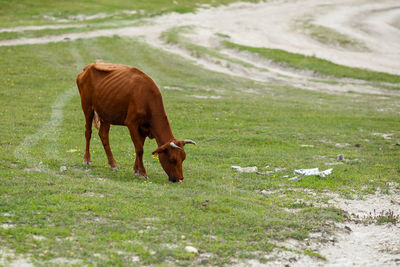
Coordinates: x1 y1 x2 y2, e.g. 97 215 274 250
294 192 400 267
2 0 400 75
1 0 399 96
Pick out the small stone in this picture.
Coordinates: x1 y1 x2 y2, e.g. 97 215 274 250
200 259 209 265
354 144 361 147
337 154 344 160
261 189 269 195
185 246 198 254
60 166 67 172
288 176 301 181
1 223 15 229
344 226 352 232
181 235 186 240
201 200 209 207
32 235 45 240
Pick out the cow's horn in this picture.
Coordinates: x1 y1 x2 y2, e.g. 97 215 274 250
170 142 182 150
184 139 196 145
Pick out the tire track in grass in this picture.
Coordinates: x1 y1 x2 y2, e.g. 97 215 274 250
14 87 76 171
14 43 83 173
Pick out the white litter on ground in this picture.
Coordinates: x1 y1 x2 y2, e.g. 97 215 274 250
231 166 258 173
185 246 199 254
294 168 333 177
301 144 314 147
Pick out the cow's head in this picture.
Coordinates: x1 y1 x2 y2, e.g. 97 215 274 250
152 139 196 182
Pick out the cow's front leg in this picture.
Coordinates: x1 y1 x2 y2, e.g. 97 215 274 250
98 122 119 170
127 123 148 178
83 109 94 165
134 149 147 178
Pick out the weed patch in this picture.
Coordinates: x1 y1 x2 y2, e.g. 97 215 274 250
363 209 400 225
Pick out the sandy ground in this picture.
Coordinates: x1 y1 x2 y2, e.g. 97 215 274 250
0 0 400 95
2 0 400 266
1 0 399 96
2 0 400 75
294 192 400 267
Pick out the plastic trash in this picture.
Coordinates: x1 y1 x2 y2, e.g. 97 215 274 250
288 176 301 181
231 166 258 173
294 168 332 178
318 168 333 178
185 246 198 254
294 168 320 175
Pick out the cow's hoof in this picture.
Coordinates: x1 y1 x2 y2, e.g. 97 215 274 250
111 167 120 171
135 172 148 179
83 161 92 166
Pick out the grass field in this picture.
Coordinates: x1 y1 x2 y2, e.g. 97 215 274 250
1 1 400 266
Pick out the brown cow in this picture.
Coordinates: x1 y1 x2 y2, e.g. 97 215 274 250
76 62 196 182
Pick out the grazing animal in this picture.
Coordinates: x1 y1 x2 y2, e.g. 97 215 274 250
76 62 196 182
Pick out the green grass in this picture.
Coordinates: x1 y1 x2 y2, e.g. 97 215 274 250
222 41 400 84
1 35 399 266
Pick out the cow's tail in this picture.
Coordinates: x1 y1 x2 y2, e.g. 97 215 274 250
93 111 101 130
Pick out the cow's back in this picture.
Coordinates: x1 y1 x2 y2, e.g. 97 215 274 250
77 62 162 125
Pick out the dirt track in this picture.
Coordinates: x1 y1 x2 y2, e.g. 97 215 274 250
2 1 400 266
2 0 399 96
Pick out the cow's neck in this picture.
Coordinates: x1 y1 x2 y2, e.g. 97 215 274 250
151 113 175 147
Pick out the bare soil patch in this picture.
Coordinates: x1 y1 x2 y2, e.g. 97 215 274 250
1 1 399 96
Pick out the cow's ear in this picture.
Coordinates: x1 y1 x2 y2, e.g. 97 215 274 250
152 147 163 155
152 143 169 155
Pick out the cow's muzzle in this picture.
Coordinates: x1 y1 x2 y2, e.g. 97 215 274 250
169 176 184 183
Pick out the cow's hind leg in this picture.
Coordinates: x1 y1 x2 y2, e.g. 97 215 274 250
83 109 94 165
126 122 148 178
98 122 119 170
